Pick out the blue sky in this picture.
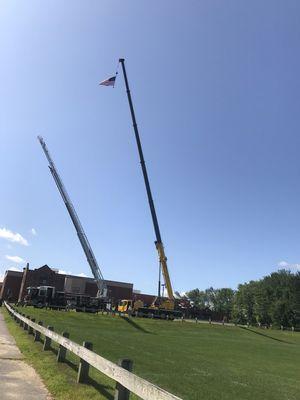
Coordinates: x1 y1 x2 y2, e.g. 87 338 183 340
1 1 300 294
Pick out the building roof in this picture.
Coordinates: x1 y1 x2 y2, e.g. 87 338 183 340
27 265 133 289
5 270 23 277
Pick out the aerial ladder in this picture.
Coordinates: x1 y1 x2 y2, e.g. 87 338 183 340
119 59 175 312
38 136 106 298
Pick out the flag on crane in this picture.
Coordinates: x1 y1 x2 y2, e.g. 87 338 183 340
99 76 116 87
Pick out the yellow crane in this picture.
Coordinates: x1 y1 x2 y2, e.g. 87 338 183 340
117 59 180 319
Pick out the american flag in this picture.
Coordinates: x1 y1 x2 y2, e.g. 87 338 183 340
99 76 116 87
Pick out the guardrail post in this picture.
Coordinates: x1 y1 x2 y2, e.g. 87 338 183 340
28 318 35 335
43 326 54 351
77 341 93 383
24 316 30 331
57 332 69 362
34 321 43 342
114 358 133 400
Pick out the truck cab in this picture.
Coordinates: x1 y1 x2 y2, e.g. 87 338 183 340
25 286 56 307
118 299 144 313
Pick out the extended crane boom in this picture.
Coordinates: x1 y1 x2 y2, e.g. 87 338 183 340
119 59 175 304
38 136 106 297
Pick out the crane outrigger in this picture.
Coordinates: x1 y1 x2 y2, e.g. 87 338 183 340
38 136 106 298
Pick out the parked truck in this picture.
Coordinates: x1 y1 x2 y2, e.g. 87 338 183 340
24 286 106 313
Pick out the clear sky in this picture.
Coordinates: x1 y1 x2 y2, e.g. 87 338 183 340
1 1 300 294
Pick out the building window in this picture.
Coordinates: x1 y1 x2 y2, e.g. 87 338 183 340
39 276 48 285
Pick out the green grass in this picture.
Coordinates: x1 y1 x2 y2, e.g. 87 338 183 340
3 307 300 400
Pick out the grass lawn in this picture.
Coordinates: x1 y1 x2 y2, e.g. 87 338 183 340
2 306 300 400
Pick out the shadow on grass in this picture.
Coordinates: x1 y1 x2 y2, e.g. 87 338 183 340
86 376 114 400
49 346 58 356
64 358 78 372
121 316 152 334
239 326 293 344
64 358 114 399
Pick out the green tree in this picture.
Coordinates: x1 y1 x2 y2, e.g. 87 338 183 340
213 288 235 318
233 281 257 324
186 269 299 328
186 288 208 308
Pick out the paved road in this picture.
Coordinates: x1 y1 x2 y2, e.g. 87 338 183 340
0 311 52 400
174 318 236 327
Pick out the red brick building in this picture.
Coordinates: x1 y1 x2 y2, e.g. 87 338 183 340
18 264 65 302
64 274 133 305
0 264 133 305
0 270 23 302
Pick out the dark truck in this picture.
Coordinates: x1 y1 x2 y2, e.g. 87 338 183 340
24 286 106 313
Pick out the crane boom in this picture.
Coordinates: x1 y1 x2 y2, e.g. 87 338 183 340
119 58 174 302
38 136 106 297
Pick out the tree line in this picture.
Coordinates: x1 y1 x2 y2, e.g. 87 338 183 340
182 270 300 328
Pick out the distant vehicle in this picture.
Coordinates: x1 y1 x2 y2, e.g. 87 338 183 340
117 298 182 320
25 286 65 309
24 286 106 313
118 299 143 314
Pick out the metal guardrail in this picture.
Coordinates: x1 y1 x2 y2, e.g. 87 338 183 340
5 302 182 400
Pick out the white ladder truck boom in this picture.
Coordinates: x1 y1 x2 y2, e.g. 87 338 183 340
38 136 106 298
